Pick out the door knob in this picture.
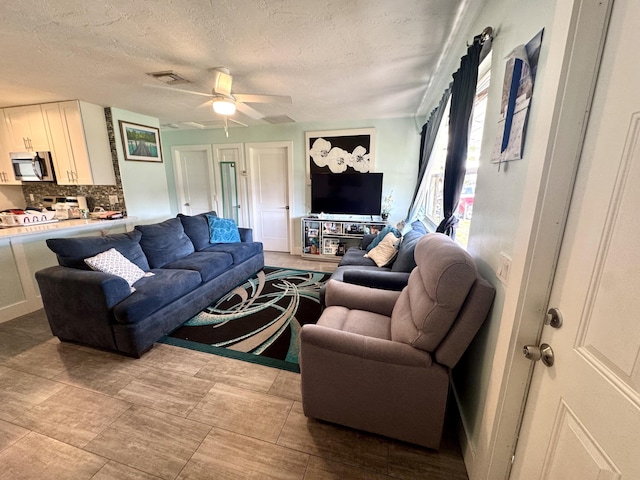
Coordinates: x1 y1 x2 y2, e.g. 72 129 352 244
184 203 190 206
523 343 554 367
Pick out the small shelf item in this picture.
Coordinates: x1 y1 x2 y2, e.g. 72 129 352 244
302 217 387 262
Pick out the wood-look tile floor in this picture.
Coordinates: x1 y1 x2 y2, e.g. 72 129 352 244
0 252 468 479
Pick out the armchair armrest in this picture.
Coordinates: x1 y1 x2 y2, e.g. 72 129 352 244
323 279 400 317
342 270 410 291
301 324 432 367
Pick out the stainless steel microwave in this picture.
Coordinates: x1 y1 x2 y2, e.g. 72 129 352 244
10 151 55 182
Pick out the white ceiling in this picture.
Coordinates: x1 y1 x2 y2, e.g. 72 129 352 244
0 0 477 130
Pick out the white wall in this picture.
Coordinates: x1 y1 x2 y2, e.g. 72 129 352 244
109 108 171 224
160 117 421 251
418 0 600 478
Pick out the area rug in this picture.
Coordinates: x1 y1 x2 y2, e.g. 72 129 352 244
160 267 331 372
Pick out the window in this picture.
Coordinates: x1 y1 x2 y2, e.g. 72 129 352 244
415 55 491 248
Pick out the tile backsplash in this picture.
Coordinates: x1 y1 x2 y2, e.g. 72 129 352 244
21 108 127 212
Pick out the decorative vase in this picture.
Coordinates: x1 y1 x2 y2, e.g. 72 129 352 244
381 213 389 221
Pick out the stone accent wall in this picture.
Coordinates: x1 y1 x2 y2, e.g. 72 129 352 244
21 108 127 213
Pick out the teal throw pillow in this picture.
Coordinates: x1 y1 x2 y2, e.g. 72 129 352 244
366 225 401 252
206 215 241 244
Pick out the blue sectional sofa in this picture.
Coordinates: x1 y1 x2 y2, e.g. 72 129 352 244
319 219 429 305
35 212 264 357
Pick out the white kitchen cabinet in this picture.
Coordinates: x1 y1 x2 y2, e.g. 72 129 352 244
3 104 51 152
0 119 20 184
42 101 115 185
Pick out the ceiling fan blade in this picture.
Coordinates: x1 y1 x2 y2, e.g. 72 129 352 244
213 70 233 97
233 93 292 104
145 83 213 97
235 102 265 120
228 118 249 127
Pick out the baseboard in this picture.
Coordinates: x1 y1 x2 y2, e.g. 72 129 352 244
450 380 478 478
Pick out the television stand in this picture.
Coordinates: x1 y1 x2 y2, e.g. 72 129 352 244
301 217 387 262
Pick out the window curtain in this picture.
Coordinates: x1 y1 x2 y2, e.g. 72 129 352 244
436 38 482 238
405 88 451 223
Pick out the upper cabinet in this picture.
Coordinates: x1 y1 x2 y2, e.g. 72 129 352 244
3 105 51 152
41 101 115 186
0 120 20 185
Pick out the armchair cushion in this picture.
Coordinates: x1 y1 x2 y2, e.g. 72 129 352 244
324 280 400 317
390 233 477 351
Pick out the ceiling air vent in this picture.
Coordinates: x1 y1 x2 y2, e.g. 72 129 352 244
263 115 295 124
146 70 190 85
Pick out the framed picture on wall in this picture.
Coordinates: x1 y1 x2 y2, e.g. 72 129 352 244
119 121 163 162
305 128 376 184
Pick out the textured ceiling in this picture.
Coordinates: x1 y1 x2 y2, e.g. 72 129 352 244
0 0 476 130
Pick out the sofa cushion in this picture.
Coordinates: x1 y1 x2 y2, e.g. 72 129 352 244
366 225 401 252
391 228 424 273
365 232 399 267
162 251 233 282
200 241 263 264
337 247 378 267
112 268 202 324
46 230 150 271
135 218 195 268
84 248 147 287
178 211 217 251
207 215 241 243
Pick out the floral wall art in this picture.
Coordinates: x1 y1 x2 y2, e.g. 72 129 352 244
305 128 376 183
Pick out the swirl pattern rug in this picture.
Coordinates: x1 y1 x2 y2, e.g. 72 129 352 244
160 267 331 372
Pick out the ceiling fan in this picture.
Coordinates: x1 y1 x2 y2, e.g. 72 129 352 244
149 68 292 121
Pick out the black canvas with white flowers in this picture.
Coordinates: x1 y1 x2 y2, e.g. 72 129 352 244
306 128 376 179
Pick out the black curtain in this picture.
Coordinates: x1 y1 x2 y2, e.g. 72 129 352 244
436 38 482 237
405 88 451 223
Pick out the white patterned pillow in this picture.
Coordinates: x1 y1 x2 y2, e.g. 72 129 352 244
84 248 147 287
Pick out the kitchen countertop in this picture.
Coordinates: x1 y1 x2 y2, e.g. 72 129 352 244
0 217 135 240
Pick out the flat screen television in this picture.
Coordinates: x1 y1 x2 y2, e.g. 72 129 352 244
311 173 383 215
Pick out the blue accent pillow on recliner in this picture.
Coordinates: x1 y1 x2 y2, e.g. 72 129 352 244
366 225 401 252
135 217 195 268
206 215 241 243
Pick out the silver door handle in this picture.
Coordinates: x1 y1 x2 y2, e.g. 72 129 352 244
523 343 554 367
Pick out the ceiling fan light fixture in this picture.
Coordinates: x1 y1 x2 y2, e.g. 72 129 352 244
212 97 236 115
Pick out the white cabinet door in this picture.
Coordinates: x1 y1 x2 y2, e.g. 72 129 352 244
41 101 115 186
41 102 76 185
3 105 50 152
0 118 20 184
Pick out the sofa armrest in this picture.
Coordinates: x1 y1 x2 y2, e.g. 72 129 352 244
35 266 132 351
324 279 400 317
238 227 253 243
342 270 410 291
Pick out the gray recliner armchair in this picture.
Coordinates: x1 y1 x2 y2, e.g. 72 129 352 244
299 233 495 449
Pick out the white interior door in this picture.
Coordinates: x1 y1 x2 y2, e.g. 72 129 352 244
172 145 217 215
511 0 640 477
213 144 249 227
246 142 292 252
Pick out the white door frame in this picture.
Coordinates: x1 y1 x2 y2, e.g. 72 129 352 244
479 1 613 478
171 144 217 215
244 141 294 254
212 143 248 226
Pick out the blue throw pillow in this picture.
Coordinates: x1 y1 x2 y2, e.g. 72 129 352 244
366 225 401 252
207 215 241 243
